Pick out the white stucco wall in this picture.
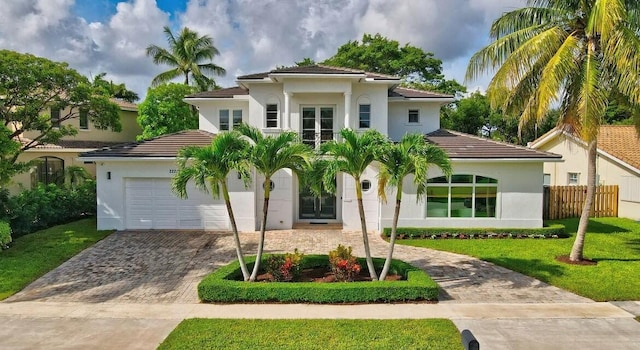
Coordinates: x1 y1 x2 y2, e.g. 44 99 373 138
342 166 380 231
94 160 255 231
379 161 546 229
192 99 250 133
388 102 441 141
538 136 640 220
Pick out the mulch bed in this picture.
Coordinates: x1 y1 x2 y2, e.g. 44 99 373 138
555 255 598 266
257 266 403 283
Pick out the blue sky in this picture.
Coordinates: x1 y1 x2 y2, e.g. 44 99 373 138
0 0 525 99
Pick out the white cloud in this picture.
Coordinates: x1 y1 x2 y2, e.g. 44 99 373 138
0 0 527 98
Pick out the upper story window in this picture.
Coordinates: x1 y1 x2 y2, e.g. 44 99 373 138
51 108 61 128
408 109 420 124
79 108 89 130
359 104 371 129
266 104 278 128
568 172 579 185
220 109 243 131
426 174 498 218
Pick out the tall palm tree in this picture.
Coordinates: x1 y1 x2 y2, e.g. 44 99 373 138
466 0 640 262
376 134 451 280
236 124 313 281
321 128 388 280
146 26 226 91
172 132 252 280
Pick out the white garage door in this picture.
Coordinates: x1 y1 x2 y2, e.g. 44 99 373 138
125 178 229 230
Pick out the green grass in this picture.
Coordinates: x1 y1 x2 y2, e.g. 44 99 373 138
0 218 112 300
396 217 640 301
157 319 463 350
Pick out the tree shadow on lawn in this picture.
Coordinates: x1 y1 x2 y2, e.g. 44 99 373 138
557 218 632 234
482 257 567 283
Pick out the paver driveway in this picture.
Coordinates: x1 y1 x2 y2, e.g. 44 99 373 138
7 229 591 304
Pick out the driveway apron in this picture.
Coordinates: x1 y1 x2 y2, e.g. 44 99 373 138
7 228 591 304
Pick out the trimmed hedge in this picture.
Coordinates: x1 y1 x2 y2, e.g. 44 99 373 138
198 255 439 303
382 224 567 240
3 182 96 237
0 221 11 249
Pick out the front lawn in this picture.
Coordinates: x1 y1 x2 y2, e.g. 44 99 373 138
0 218 112 300
157 319 462 350
396 217 640 301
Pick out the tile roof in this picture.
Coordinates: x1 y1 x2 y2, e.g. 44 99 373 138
426 129 562 159
19 138 123 150
112 99 138 111
186 86 249 99
597 125 640 170
80 130 215 158
389 86 453 99
237 64 399 80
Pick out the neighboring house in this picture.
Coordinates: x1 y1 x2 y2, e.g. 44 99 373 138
529 125 640 220
8 100 140 194
81 65 560 232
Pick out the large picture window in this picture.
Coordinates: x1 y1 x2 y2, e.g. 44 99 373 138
31 156 65 188
426 174 497 218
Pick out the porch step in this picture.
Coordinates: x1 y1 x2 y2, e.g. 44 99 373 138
292 223 343 230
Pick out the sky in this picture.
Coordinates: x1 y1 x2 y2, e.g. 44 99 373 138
0 0 526 100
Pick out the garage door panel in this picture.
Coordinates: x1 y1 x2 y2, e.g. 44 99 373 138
125 178 229 230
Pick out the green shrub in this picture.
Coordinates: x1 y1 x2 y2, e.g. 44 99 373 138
265 249 305 282
0 221 11 249
382 224 567 240
6 181 97 237
198 255 439 303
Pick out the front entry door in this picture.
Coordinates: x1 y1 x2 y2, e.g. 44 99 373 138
302 106 334 148
299 186 337 220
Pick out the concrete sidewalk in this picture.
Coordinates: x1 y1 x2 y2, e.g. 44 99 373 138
0 301 638 349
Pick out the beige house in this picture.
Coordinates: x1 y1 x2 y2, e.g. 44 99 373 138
8 100 140 194
529 125 640 220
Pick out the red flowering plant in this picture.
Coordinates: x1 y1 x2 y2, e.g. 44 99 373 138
265 249 304 282
328 245 361 282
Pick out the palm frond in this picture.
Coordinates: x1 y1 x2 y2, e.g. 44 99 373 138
588 0 626 41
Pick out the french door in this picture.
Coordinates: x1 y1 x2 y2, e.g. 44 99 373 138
298 186 337 220
301 106 334 148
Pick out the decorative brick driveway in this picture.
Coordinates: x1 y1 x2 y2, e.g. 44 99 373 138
7 229 592 304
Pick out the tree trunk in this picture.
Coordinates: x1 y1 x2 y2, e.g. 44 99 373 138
222 181 249 281
249 176 271 281
570 139 597 261
356 176 378 281
379 183 402 281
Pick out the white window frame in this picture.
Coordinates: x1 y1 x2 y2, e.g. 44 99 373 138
408 109 420 124
568 172 579 185
265 103 279 128
358 104 371 129
219 109 243 131
426 174 498 218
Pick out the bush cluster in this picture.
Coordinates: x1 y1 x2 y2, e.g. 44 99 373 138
198 255 439 303
265 249 305 282
382 224 567 240
0 220 11 250
0 181 97 237
328 245 361 282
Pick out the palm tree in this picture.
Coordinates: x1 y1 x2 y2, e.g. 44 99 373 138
466 0 640 262
376 134 451 280
236 124 313 281
321 128 388 280
146 26 226 91
172 132 252 280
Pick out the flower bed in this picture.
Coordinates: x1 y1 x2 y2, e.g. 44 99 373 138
198 255 439 303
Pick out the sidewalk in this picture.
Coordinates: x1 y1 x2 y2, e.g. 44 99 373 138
0 301 638 349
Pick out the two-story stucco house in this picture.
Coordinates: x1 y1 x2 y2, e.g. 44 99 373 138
8 100 140 194
81 65 561 232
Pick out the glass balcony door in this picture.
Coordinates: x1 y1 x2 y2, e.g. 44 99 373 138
302 106 334 148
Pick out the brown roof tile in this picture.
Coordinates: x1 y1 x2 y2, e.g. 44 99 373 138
80 130 215 158
597 125 640 170
186 86 249 99
237 64 399 80
389 87 453 99
112 99 138 111
426 129 561 159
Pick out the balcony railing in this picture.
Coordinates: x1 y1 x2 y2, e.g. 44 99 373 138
301 131 341 148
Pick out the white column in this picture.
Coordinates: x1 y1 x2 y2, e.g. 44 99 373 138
344 92 351 129
283 91 290 130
